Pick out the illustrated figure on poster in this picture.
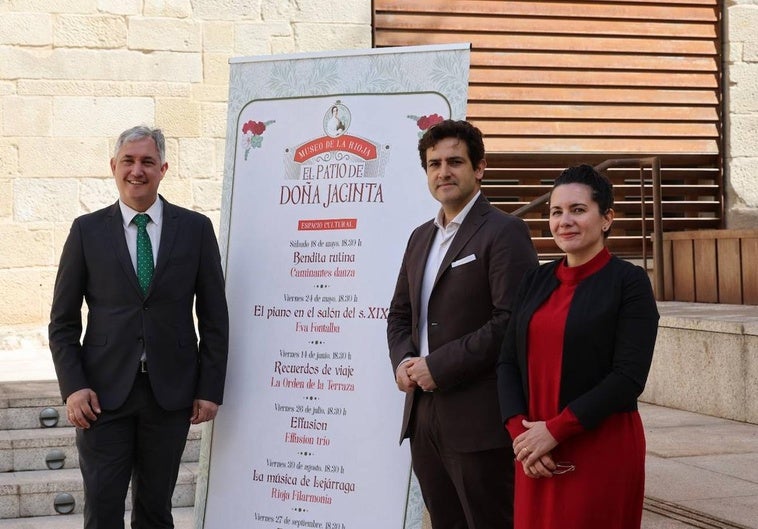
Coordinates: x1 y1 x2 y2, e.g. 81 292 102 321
387 119 538 529
49 125 229 529
324 102 349 137
496 164 659 529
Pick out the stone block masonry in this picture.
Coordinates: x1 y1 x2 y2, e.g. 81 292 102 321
0 1 371 335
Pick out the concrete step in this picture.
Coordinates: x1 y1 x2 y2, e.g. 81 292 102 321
0 382 69 431
0 424 201 472
0 380 203 524
0 463 197 519
0 428 77 473
0 506 194 528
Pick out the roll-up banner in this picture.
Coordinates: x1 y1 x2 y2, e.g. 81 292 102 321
198 43 471 529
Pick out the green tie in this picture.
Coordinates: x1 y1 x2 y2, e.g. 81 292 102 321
133 213 154 295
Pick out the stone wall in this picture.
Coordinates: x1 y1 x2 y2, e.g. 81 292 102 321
0 0 371 347
726 1 758 228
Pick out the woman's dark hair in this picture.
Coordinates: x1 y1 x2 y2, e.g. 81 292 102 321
418 120 485 170
552 164 614 237
552 164 614 213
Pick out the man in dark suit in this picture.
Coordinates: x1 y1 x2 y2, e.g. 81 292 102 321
49 126 229 529
387 120 537 529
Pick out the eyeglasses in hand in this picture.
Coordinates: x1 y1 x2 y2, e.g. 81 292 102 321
552 462 575 475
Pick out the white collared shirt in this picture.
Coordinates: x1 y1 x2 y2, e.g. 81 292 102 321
418 191 481 357
119 198 163 274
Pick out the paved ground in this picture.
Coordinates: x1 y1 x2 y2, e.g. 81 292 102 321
0 345 55 383
641 403 758 528
3 345 756 528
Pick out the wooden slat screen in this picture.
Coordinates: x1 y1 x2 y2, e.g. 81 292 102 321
482 153 720 258
373 0 723 259
661 230 758 304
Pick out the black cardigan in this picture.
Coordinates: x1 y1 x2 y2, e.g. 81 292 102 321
496 255 659 431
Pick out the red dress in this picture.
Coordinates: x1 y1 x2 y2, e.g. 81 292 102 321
508 249 646 529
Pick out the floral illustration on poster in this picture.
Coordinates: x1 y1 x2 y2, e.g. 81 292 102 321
242 119 275 160
407 113 444 138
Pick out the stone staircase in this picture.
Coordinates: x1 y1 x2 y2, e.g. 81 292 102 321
0 380 199 528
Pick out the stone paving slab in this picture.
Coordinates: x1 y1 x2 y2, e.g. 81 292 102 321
645 423 758 458
644 498 755 529
633 403 758 527
641 402 738 428
420 503 713 528
673 453 758 485
641 399 758 528
642 510 707 528
646 455 758 502
677 496 758 529
657 301 758 335
0 348 55 384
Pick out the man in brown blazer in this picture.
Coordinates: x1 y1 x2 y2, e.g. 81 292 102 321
387 120 537 529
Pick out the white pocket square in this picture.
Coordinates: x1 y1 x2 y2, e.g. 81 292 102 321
451 254 476 268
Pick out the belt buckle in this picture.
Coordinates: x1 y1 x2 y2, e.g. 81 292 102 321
139 360 148 373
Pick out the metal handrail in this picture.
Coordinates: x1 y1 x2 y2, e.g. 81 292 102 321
511 157 663 298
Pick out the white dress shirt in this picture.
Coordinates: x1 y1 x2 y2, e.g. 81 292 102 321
417 191 481 357
119 198 162 362
119 198 162 273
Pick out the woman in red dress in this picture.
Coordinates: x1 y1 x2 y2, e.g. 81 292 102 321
496 164 659 528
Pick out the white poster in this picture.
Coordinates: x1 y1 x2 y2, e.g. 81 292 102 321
200 44 470 529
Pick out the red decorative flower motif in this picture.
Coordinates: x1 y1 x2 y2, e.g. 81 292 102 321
240 119 275 160
416 113 444 131
242 120 266 135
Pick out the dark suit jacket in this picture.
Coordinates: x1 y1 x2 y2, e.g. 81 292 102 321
496 255 659 431
49 197 229 411
387 194 538 452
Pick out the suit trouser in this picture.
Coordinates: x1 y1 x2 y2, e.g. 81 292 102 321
76 371 191 529
410 391 514 529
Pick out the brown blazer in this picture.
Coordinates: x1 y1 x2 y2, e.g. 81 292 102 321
387 194 537 452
